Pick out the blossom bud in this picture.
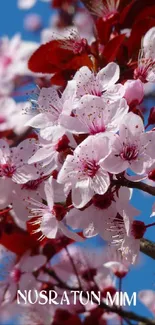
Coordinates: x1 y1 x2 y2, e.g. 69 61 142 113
148 107 155 126
124 79 144 106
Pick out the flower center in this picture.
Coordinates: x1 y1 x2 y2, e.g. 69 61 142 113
21 178 43 191
82 160 99 177
131 220 146 239
120 145 138 161
0 163 16 177
93 192 113 209
52 204 66 221
55 134 70 152
134 58 155 83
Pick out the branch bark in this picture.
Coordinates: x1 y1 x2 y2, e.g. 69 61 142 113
112 178 155 196
140 238 155 260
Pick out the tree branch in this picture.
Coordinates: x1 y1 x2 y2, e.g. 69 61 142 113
140 238 155 260
112 178 155 196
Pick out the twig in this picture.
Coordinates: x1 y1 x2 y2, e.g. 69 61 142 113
140 238 155 260
112 178 155 196
65 246 83 290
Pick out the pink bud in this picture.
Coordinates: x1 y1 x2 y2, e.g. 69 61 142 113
24 14 42 32
124 79 144 106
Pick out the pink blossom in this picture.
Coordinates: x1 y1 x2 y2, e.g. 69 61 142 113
0 35 38 96
57 135 111 208
0 139 40 183
102 112 155 175
0 98 33 134
0 247 46 304
61 96 128 135
28 127 76 174
26 176 84 241
134 28 155 83
65 186 139 241
0 139 42 212
26 81 77 140
73 62 125 101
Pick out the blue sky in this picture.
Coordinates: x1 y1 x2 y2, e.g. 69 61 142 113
0 0 155 323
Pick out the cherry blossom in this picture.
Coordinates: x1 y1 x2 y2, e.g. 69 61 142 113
0 98 32 134
0 34 38 96
73 63 125 101
65 187 139 240
58 134 111 208
134 27 155 83
0 247 46 304
26 81 77 140
28 127 77 174
61 96 128 135
26 176 84 241
102 112 155 175
0 139 42 211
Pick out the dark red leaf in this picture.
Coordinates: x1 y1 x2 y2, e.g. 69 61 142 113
128 18 155 58
102 34 126 63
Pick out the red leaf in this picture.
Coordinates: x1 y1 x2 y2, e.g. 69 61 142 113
128 18 155 58
102 34 126 63
120 0 155 28
28 41 73 74
0 225 38 256
119 0 135 26
96 18 112 45
135 6 155 23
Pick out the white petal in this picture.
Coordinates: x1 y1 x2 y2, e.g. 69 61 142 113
41 213 58 239
59 222 84 242
97 62 120 91
44 177 54 209
72 180 94 208
25 113 53 129
12 165 39 184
